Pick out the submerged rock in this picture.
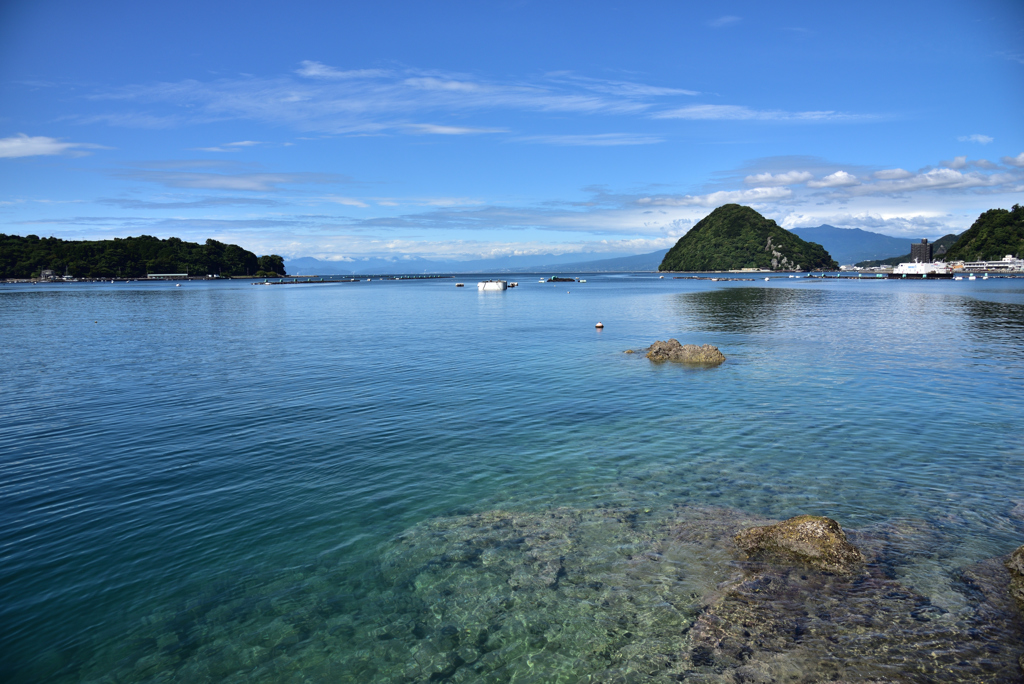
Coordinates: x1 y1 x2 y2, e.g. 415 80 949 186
1007 544 1024 612
645 339 726 365
734 515 864 574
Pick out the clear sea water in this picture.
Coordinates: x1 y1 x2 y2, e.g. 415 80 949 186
1 274 1023 683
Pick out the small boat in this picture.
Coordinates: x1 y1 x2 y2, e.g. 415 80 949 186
455 283 464 287
764 277 770 281
968 275 977 281
954 276 963 281
539 278 546 282
982 274 990 280
478 280 508 291
579 279 586 283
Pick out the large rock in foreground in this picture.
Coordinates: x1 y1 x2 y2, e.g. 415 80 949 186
1007 544 1024 612
734 515 864 574
645 339 726 365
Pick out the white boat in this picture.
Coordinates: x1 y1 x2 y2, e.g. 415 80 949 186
954 276 963 281
478 280 508 291
968 274 976 280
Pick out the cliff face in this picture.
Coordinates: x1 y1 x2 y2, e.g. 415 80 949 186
659 204 839 272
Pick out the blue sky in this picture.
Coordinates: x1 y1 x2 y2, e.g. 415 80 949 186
1 0 1022 262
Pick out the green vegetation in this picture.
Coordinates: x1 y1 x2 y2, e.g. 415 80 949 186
941 205 1024 262
854 233 960 268
0 234 286 279
658 204 838 272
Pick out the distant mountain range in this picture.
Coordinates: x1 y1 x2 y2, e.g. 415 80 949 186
788 226 917 265
285 225 937 275
285 251 639 275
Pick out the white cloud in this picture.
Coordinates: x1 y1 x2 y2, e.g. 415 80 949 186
709 15 741 27
807 171 859 188
743 170 813 186
0 133 105 158
958 134 993 144
874 168 912 180
1002 152 1024 167
654 105 862 122
941 155 968 169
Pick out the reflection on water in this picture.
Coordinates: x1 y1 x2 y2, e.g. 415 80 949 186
672 287 824 333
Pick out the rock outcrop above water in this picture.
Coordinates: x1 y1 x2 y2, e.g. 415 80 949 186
734 515 864 574
645 339 726 365
1007 544 1024 612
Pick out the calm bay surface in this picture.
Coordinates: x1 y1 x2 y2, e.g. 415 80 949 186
1 275 1023 682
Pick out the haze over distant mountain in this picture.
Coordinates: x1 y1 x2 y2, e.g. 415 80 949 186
788 226 915 265
285 251 637 275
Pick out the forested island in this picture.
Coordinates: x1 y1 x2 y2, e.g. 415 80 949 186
0 234 286 279
659 204 838 272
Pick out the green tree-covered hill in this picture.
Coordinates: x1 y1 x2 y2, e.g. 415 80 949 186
659 204 838 272
940 205 1024 262
0 234 286 279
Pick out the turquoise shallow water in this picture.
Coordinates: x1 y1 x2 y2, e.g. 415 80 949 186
1 275 1023 682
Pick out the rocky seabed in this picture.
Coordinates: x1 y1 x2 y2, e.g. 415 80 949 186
59 500 1024 684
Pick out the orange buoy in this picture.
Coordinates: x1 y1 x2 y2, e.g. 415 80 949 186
595 322 604 328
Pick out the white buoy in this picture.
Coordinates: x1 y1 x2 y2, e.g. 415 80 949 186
595 322 604 328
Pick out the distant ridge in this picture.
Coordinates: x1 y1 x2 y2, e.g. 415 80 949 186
284 251 640 275
788 225 914 265
660 204 838 272
855 233 960 268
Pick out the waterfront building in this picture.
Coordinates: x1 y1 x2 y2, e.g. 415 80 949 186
910 239 932 263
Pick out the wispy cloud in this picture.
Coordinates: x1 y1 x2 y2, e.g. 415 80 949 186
403 123 507 135
112 165 346 192
958 134 993 144
636 186 793 207
653 105 866 122
81 63 865 139
296 61 391 79
99 196 281 209
323 196 369 208
709 15 741 28
0 133 108 158
516 133 663 146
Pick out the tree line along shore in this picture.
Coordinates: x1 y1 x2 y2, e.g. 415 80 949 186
0 234 286 280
